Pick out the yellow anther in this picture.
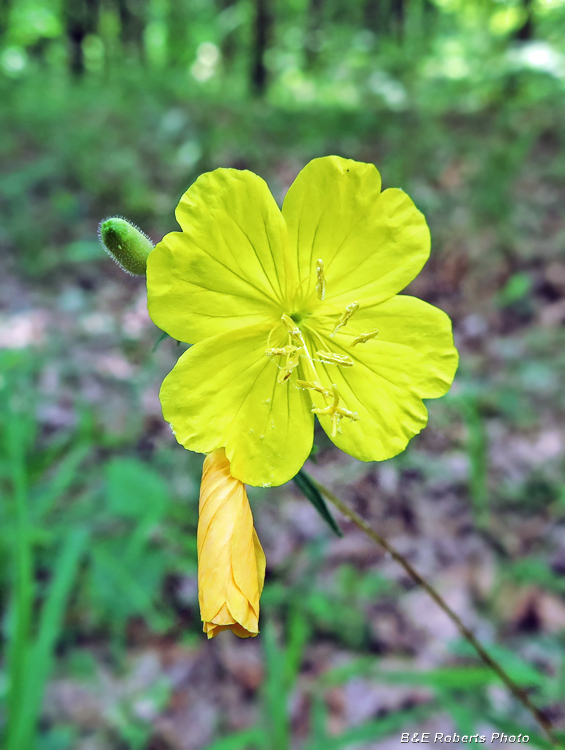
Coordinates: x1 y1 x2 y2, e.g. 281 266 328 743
335 406 359 421
281 313 301 336
278 348 301 383
275 343 301 383
265 345 299 357
330 301 359 337
296 379 332 399
316 350 354 367
351 329 379 346
310 383 358 436
315 259 326 301
269 316 309 385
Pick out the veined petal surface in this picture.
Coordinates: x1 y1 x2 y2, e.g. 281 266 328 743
304 295 458 461
159 323 314 487
147 169 292 342
282 156 429 309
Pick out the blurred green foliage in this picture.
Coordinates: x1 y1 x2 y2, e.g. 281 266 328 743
2 0 565 279
2 0 565 747
0 350 199 747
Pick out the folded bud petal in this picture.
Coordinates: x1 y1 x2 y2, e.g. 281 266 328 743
198 448 266 638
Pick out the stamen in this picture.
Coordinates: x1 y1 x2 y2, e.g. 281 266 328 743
316 350 354 367
315 259 326 301
330 301 359 337
311 383 359 437
265 345 299 357
351 329 379 346
281 313 301 337
296 379 332 399
335 406 359 421
330 383 339 409
278 347 301 383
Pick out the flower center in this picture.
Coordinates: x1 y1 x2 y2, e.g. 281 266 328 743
263 265 375 437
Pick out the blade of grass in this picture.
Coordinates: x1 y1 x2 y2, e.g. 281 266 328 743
462 394 489 529
303 693 328 750
283 606 310 691
263 620 290 750
4 402 34 748
6 527 89 750
321 704 431 749
33 445 91 521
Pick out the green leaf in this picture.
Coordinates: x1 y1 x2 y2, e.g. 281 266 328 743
152 330 169 352
497 272 531 308
105 457 169 522
293 470 343 537
307 704 431 750
450 641 546 688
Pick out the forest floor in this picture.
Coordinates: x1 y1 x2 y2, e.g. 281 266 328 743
1 89 565 749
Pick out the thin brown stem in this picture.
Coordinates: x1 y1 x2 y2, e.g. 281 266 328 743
310 476 561 747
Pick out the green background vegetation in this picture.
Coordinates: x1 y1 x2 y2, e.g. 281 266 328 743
1 0 565 747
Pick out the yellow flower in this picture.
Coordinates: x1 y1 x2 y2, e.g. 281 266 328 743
147 156 458 487
198 448 266 638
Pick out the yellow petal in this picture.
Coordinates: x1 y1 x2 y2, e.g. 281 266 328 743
303 295 458 461
282 156 429 309
147 168 294 343
198 449 266 638
159 322 314 487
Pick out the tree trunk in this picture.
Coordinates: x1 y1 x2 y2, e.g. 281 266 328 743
305 0 324 69
250 0 272 96
363 0 380 32
0 0 12 42
391 0 405 41
117 0 147 60
515 0 534 41
63 0 100 76
217 0 238 70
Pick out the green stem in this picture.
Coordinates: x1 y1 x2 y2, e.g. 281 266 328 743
310 476 560 747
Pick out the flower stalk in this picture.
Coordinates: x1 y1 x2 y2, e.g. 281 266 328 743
308 475 560 747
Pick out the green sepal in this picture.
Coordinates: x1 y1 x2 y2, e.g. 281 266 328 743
98 217 153 276
152 330 169 352
292 469 343 537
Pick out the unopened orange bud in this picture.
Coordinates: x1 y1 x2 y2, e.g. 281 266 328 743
197 449 266 638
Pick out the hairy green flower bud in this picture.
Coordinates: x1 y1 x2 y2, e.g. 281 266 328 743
98 217 154 276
